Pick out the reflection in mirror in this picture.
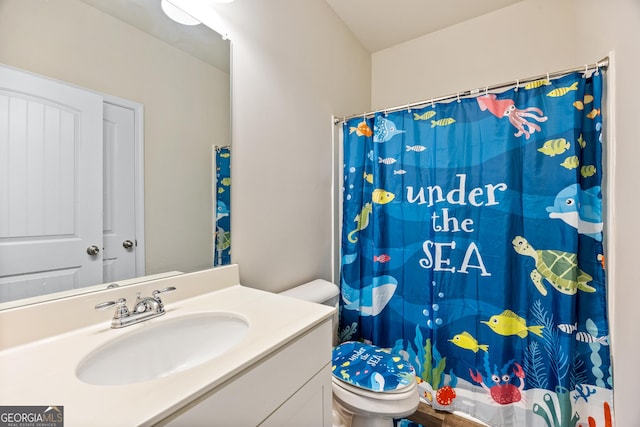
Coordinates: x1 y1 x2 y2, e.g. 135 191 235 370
214 146 231 266
0 0 231 308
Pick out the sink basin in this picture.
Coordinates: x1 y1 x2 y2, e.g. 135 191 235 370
76 313 249 386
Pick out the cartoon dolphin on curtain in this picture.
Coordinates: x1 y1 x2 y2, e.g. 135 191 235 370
546 183 603 241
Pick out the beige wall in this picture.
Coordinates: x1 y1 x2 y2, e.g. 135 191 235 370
371 0 640 423
216 0 371 291
0 0 230 275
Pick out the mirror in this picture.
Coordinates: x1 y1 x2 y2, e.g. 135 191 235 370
0 0 230 308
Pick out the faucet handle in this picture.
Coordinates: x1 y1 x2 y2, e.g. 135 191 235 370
95 298 130 322
113 298 130 319
152 287 176 313
95 300 117 310
152 286 176 298
95 297 128 308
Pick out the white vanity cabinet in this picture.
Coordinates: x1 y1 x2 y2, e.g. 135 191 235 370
0 267 336 427
163 319 334 427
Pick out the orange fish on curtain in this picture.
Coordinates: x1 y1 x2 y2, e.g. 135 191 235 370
349 120 373 137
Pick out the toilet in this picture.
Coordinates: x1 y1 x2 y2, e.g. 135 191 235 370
280 280 419 427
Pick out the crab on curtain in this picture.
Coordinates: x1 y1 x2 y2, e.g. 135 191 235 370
339 71 612 427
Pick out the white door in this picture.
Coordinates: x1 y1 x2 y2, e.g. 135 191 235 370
0 65 103 302
102 102 137 282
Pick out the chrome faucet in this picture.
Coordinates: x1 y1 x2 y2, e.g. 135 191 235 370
95 286 176 328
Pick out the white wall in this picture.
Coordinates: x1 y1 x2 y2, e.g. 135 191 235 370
0 0 369 293
216 0 371 291
0 0 230 276
371 0 640 424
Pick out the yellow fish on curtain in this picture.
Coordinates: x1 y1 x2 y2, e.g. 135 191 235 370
339 71 612 427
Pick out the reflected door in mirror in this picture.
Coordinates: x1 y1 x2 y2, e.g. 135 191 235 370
102 102 138 282
0 65 140 303
0 64 103 302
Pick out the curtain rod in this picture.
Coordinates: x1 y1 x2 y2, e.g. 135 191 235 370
334 57 609 125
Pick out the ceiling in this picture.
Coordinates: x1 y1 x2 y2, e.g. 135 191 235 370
325 0 524 52
78 0 230 72
77 0 524 73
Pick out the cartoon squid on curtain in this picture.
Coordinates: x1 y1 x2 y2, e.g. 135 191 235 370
339 71 612 426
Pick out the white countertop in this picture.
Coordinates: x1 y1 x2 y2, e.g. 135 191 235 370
0 266 335 426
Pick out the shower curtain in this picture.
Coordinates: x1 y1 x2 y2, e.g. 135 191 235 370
214 146 231 266
339 71 613 426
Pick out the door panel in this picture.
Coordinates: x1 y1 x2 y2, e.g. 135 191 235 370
1 100 77 237
0 65 103 302
0 268 80 303
102 102 137 282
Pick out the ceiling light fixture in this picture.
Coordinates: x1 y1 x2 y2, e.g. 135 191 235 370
161 0 201 26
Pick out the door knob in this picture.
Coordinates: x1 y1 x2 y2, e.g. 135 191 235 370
87 245 100 256
122 240 134 249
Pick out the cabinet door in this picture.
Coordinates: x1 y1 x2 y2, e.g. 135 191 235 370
259 364 332 427
164 320 333 427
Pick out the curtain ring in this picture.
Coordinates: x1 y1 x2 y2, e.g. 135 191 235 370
457 92 461 103
485 86 489 96
595 63 600 76
584 64 589 78
407 103 412 113
546 72 550 83
514 79 519 92
431 98 435 109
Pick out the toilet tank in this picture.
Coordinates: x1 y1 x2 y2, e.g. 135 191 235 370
280 279 340 345
279 279 340 307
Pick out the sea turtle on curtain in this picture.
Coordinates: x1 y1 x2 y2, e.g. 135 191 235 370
511 236 596 296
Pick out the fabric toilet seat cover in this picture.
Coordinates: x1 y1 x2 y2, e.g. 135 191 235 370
332 341 415 393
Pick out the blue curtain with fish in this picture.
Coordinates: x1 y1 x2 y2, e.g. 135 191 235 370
214 146 231 266
339 71 613 426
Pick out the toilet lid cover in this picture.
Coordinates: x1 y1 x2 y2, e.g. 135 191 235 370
332 341 415 393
